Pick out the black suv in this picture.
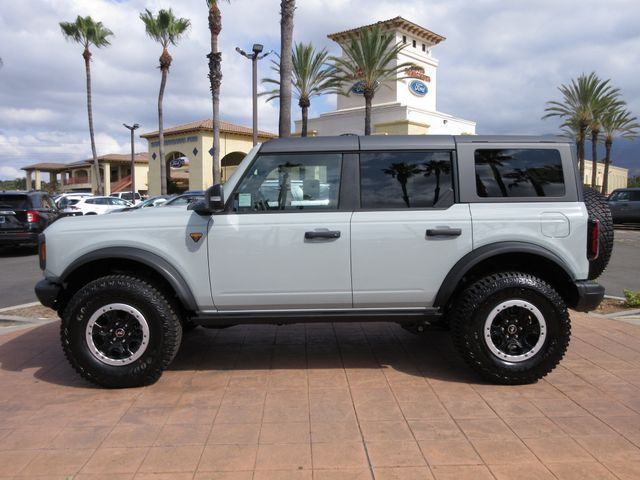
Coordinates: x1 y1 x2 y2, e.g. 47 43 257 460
0 191 61 248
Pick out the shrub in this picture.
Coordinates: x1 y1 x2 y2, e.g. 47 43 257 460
623 289 640 308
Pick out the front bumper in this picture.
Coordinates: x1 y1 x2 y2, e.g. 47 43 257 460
573 280 605 312
35 278 62 309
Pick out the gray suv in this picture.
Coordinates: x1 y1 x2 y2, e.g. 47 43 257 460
35 136 612 388
609 188 640 224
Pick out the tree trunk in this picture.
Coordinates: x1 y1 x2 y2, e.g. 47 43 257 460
578 122 587 183
299 97 309 137
83 48 103 195
158 49 171 195
602 139 612 195
208 2 222 185
590 129 599 189
278 0 295 138
364 93 373 135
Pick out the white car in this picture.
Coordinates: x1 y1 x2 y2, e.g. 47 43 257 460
55 193 93 209
63 196 133 215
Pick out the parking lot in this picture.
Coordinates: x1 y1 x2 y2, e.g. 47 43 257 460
2 311 640 478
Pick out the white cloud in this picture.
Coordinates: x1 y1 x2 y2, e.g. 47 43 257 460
0 166 23 181
0 0 639 174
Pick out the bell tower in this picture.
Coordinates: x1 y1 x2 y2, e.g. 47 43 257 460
328 17 445 113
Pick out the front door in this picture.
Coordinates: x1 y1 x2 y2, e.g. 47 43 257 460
210 152 352 310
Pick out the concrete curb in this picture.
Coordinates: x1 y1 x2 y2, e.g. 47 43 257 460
0 315 58 335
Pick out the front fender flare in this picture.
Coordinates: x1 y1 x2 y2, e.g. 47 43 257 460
59 247 198 311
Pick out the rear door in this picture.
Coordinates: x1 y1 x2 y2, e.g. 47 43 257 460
209 151 353 310
350 147 473 308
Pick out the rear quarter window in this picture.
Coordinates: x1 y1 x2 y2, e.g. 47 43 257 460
0 195 29 209
475 149 565 198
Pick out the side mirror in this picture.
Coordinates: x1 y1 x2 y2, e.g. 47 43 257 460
192 184 225 215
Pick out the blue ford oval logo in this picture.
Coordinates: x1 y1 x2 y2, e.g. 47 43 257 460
351 81 366 95
409 80 428 96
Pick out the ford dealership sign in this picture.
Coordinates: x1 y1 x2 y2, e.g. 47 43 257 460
409 80 428 97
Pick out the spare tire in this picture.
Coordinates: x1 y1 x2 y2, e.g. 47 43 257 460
584 187 614 279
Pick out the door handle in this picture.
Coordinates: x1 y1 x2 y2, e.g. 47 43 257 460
426 227 462 238
305 230 341 240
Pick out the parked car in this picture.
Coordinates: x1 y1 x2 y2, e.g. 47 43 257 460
161 192 204 207
64 196 133 215
110 195 171 213
55 192 93 209
0 191 61 248
37 135 611 388
111 191 142 205
608 188 640 224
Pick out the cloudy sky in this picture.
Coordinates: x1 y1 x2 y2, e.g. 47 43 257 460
1 0 639 181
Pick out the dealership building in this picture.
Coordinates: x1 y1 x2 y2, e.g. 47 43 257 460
297 17 476 136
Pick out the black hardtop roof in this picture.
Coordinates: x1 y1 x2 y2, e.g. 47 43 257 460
260 135 570 153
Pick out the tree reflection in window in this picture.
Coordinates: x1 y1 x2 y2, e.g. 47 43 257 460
475 149 565 198
360 151 453 209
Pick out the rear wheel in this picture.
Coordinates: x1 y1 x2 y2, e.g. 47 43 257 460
61 275 182 388
450 272 570 384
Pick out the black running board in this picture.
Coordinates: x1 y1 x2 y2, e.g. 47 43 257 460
192 307 442 327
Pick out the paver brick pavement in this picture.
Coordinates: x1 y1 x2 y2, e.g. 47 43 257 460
1 312 640 478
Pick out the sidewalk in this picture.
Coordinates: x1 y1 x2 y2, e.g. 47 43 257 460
1 311 640 479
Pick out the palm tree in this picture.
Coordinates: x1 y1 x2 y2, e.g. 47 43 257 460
140 9 191 195
60 16 113 195
206 0 229 185
262 43 338 137
600 106 640 194
331 25 410 135
383 162 422 208
588 94 623 188
543 72 619 181
278 0 295 138
423 159 451 205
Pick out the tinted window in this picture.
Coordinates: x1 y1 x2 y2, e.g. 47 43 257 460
475 149 565 198
360 151 453 209
41 196 55 209
611 190 640 201
0 195 29 209
85 199 96 205
233 153 342 212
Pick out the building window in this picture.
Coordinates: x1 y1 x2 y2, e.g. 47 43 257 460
422 43 426 52
402 35 406 44
412 39 416 48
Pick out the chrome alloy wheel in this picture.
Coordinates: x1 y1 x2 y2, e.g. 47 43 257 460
483 300 546 363
85 303 150 366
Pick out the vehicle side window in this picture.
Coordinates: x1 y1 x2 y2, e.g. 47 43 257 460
475 149 565 198
41 196 55 209
360 151 454 209
630 192 640 201
233 153 342 212
85 199 96 205
610 191 629 201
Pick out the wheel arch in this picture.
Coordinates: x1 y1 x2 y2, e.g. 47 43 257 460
434 242 579 311
58 247 198 313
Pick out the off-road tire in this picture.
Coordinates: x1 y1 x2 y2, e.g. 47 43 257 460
584 187 614 279
61 275 182 388
450 272 570 385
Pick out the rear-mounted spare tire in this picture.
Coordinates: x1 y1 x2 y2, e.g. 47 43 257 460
584 187 614 279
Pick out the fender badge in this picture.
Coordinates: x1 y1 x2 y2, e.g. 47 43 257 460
190 232 203 243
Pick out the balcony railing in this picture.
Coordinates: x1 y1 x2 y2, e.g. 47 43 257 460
63 177 90 186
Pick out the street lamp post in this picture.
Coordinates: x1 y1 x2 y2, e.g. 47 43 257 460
123 123 140 202
236 44 272 145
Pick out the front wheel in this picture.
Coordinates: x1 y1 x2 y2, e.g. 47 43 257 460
61 275 182 388
450 272 570 384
